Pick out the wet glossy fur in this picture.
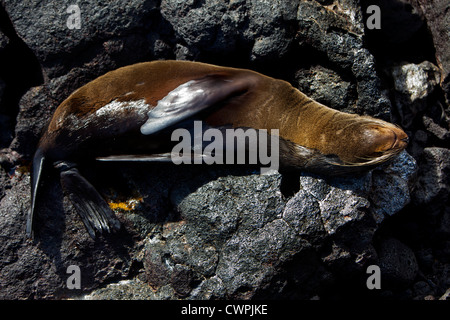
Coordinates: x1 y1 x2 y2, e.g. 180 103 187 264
28 60 408 238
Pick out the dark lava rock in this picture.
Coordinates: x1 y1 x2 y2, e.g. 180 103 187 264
0 0 447 300
378 237 419 287
408 0 450 104
2 0 160 78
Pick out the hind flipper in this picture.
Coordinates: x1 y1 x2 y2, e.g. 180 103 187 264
58 163 120 238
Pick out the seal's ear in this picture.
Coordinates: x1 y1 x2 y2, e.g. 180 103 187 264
140 75 249 135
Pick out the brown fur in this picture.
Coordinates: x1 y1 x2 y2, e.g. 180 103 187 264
42 60 408 168
27 60 409 238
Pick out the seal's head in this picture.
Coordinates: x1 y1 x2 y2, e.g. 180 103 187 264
333 117 409 167
364 122 408 155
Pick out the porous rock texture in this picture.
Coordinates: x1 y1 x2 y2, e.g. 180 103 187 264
0 0 448 300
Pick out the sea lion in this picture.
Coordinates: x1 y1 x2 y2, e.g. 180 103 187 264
27 60 408 238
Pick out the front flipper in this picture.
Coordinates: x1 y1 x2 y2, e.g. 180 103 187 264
140 74 250 135
96 152 213 164
57 162 120 238
96 153 174 162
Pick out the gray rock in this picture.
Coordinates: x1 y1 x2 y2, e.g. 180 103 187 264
370 151 418 223
299 152 417 276
296 1 363 67
291 174 374 275
246 0 298 61
413 147 450 205
10 85 57 159
0 168 141 299
422 115 450 141
408 0 450 104
161 0 229 52
136 150 416 299
295 66 356 113
0 175 60 299
282 190 326 245
390 61 441 127
0 165 10 201
298 151 417 226
161 0 298 61
296 1 390 118
378 238 419 287
250 28 292 62
189 275 227 300
2 0 159 77
83 279 156 300
142 173 302 299
316 177 371 235
392 62 440 102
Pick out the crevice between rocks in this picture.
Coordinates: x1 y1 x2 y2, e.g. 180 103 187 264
0 2 44 148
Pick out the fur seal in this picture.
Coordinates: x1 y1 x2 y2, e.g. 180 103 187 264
27 60 408 238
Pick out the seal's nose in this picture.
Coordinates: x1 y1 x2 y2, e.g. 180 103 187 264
392 127 409 150
401 136 409 144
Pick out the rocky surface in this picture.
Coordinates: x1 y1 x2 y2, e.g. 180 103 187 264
408 0 450 105
0 0 448 300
